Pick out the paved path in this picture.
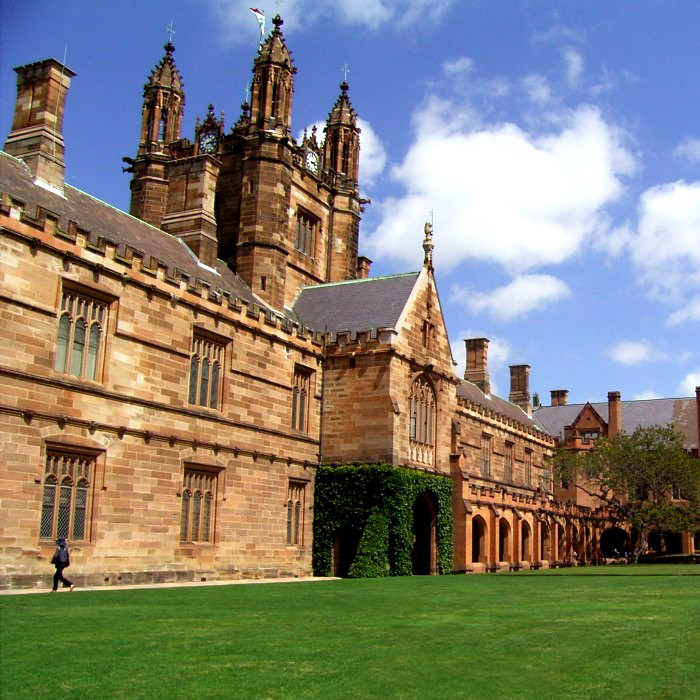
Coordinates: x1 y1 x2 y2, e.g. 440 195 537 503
0 576 339 596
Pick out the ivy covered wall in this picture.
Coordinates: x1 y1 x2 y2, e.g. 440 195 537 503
312 464 454 577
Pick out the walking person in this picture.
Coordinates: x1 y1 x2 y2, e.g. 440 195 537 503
51 537 74 592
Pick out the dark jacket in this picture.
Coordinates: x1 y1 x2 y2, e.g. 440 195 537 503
51 545 70 568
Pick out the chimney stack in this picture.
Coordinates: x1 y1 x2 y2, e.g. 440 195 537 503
607 391 622 437
4 59 75 194
509 365 531 417
464 338 490 395
356 256 372 280
550 389 569 406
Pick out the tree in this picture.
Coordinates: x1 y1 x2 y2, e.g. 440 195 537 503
555 424 700 563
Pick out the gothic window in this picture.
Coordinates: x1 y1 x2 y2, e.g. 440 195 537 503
286 481 306 546
291 368 312 433
295 209 318 257
180 469 217 544
409 375 436 466
40 451 94 542
481 434 491 477
504 442 514 482
188 334 224 409
54 288 108 381
525 449 533 486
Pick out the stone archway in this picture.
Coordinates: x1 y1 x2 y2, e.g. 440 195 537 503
412 492 436 575
600 527 629 558
472 515 488 564
521 521 532 562
499 518 511 562
540 523 551 561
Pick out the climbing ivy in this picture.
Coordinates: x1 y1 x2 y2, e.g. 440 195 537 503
312 464 454 577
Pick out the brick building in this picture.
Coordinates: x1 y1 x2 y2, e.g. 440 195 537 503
0 17 642 589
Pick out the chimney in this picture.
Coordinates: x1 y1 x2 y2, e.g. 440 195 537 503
464 338 490 395
551 389 569 406
4 59 75 194
356 256 372 280
509 365 531 417
608 391 622 437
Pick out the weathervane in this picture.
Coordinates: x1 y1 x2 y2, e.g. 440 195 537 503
167 21 175 43
343 62 350 82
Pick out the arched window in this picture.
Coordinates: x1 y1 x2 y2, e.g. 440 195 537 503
189 335 224 409
40 452 94 542
180 469 217 544
286 481 306 546
53 289 107 381
409 376 436 466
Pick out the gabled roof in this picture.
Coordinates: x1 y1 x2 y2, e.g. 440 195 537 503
457 379 546 433
290 272 420 335
0 152 260 308
534 397 699 450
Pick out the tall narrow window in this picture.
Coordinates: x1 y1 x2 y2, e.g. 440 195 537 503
504 442 514 482
189 334 224 409
291 368 312 432
286 481 306 545
180 469 217 544
408 375 436 466
54 289 108 381
481 434 491 477
525 449 533 486
40 451 95 541
295 209 318 257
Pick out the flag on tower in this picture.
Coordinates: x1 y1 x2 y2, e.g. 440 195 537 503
250 8 265 42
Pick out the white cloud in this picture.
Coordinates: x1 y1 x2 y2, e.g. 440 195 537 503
522 74 552 106
451 274 571 321
674 138 700 163
667 296 700 326
443 57 474 76
625 181 700 306
609 340 666 365
207 0 455 41
365 99 635 275
632 389 661 400
563 48 583 87
678 369 700 396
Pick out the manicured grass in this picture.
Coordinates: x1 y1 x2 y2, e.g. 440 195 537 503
1 566 699 700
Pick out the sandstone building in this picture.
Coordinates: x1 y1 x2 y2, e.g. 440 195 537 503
1 18 695 589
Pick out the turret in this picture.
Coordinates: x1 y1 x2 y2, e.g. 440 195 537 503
248 15 295 137
323 81 360 190
128 41 185 227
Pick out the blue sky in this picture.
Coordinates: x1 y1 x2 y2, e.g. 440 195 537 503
2 1 699 405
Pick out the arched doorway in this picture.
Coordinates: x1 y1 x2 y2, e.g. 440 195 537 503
472 515 487 563
694 530 700 552
600 527 629 558
648 530 683 555
412 492 436 575
499 518 511 562
521 521 532 562
540 523 550 561
332 529 361 578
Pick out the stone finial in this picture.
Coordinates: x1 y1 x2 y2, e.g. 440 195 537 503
423 221 434 269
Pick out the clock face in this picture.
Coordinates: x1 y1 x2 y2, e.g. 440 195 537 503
305 150 319 174
199 131 218 155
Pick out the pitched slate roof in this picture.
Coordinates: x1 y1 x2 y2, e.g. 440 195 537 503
0 152 259 308
534 397 699 451
290 272 420 334
457 379 546 433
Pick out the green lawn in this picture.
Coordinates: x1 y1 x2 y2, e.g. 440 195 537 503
1 565 699 700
